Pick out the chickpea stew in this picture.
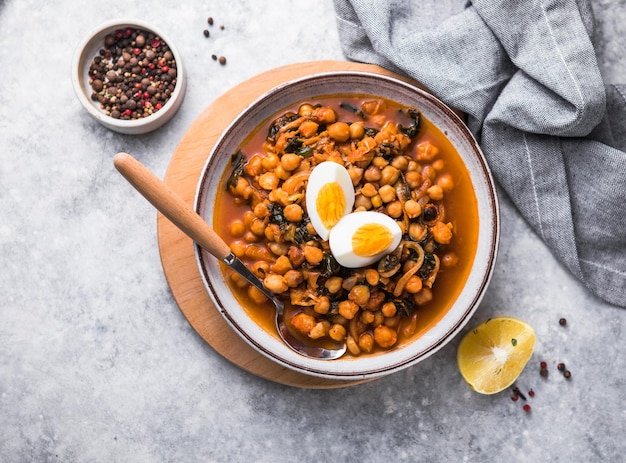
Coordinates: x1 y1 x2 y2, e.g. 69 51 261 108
213 95 479 357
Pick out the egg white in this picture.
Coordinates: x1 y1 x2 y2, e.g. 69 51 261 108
328 211 402 268
305 161 355 241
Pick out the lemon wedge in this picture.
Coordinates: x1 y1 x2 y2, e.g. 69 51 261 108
457 316 536 394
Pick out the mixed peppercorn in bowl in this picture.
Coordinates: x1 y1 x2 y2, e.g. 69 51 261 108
72 19 186 134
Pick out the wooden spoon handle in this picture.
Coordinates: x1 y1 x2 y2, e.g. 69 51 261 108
113 152 231 260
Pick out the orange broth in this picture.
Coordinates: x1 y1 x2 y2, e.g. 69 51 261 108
213 95 479 353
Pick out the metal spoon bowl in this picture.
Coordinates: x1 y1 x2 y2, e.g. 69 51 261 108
113 152 347 360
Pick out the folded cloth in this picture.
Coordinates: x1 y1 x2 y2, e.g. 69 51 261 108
334 0 626 308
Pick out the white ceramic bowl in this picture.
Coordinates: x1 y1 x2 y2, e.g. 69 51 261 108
195 71 499 380
72 19 186 134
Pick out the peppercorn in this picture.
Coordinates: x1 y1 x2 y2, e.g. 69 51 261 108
528 389 535 397
211 54 217 61
559 318 567 326
563 370 571 379
203 29 210 37
208 17 214 25
557 362 565 371
219 56 227 65
540 367 548 378
523 404 531 412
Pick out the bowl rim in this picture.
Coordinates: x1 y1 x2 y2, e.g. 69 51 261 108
71 18 185 132
194 70 500 379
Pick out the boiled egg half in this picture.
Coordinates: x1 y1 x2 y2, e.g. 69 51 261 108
329 211 402 268
305 161 355 240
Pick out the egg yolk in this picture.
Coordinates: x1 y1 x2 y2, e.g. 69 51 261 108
316 183 347 229
352 223 394 256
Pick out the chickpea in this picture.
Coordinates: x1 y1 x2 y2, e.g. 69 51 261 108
244 244 273 261
328 121 350 142
230 241 246 258
233 176 252 199
437 173 454 192
346 336 361 356
313 106 337 124
405 170 422 189
431 221 453 244
338 300 359 320
374 325 397 348
427 185 444 201
347 167 363 186
281 153 302 172
263 274 288 294
391 155 409 172
252 203 268 219
364 165 382 182
274 164 290 181
372 310 385 327
381 302 397 318
229 220 245 237
291 312 316 335
250 218 267 236
378 184 396 203
252 261 270 278
230 271 249 289
325 276 343 294
405 275 423 294
258 172 279 190
303 245 324 265
402 312 419 338
349 121 365 139
288 246 305 267
348 285 371 307
386 200 403 218
298 120 319 137
354 194 372 210
282 269 302 288
422 165 436 181
243 231 258 243
370 194 383 209
271 255 293 275
261 153 279 171
358 332 375 353
298 104 314 117
380 165 400 185
432 159 444 171
404 199 422 219
361 183 378 198
372 156 388 169
264 223 282 242
365 268 380 286
311 295 329 315
416 141 439 161
244 155 263 177
309 321 330 340
329 323 347 341
442 252 459 267
243 211 255 228
413 288 433 306
283 204 304 222
409 222 427 241
268 242 289 256
248 285 269 304
360 310 375 324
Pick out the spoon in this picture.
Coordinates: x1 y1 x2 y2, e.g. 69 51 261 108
113 152 346 360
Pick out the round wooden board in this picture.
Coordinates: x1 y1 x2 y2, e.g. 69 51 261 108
157 61 425 388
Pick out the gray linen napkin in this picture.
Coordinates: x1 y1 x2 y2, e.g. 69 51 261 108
333 0 626 308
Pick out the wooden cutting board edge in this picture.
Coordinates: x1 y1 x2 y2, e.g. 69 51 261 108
156 60 423 389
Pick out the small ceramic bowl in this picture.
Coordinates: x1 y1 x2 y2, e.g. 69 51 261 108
194 71 500 380
72 19 186 134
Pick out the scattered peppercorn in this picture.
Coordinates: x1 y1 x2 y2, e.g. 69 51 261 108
557 362 565 371
203 29 210 37
207 17 214 25
87 28 177 120
528 389 535 397
559 318 567 326
540 367 549 378
563 370 572 379
220 24 225 30
511 394 519 402
512 386 526 401
219 56 227 65
211 54 217 61
540 361 547 369
523 404 532 412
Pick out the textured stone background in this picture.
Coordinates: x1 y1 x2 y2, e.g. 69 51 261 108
1 1 624 461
